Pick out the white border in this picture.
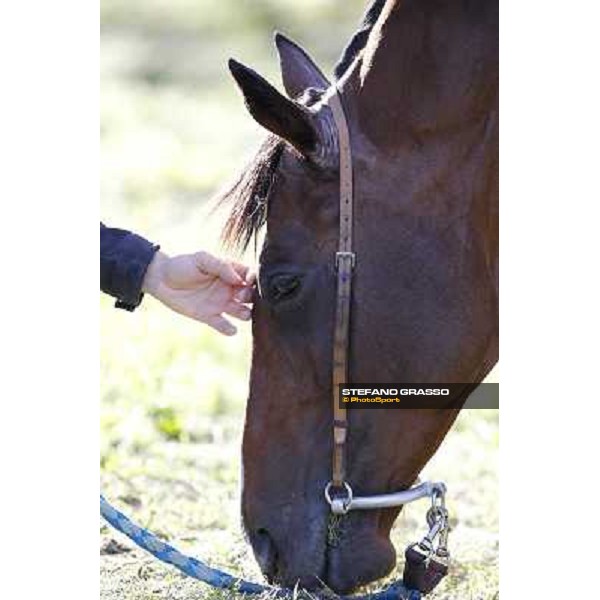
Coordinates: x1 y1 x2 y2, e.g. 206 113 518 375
0 2 98 598
1 1 600 598
501 1 600 597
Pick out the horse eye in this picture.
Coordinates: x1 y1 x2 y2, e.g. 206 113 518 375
268 274 301 303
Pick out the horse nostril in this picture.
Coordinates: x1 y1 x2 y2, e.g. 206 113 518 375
253 528 278 582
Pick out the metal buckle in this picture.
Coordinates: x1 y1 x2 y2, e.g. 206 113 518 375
335 251 356 269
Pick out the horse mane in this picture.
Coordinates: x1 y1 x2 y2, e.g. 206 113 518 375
333 0 387 80
218 135 284 251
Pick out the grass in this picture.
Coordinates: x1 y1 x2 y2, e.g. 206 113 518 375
100 405 498 600
101 2 499 598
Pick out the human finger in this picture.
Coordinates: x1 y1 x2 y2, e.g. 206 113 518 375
234 286 254 303
224 302 252 321
195 252 244 286
231 262 256 286
204 314 237 336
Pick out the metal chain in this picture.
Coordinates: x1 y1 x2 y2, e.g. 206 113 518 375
415 489 451 563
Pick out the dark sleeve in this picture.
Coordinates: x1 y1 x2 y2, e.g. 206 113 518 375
100 223 160 312
334 0 386 80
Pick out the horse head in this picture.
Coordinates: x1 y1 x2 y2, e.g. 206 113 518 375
221 1 498 592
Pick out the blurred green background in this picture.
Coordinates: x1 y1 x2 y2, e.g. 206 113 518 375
100 2 498 598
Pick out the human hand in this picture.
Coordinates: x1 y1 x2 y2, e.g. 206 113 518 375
142 250 255 335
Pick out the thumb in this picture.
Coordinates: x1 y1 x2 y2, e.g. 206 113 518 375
194 252 245 286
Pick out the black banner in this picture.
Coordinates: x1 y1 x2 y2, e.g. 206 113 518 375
337 383 499 409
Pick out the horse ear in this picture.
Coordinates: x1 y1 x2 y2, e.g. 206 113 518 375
274 32 330 98
228 58 317 157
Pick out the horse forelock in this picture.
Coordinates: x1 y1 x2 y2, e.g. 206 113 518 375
218 136 284 252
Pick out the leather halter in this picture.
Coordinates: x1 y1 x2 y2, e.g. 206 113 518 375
328 90 354 489
324 88 446 515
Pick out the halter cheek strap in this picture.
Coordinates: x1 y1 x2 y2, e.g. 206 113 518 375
328 90 355 489
324 89 447 520
324 93 451 594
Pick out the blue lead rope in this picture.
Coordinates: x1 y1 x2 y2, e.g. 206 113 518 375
101 495 419 600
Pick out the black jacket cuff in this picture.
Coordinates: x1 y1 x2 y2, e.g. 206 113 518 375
100 224 160 311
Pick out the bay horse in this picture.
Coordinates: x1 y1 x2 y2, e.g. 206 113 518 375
220 0 498 593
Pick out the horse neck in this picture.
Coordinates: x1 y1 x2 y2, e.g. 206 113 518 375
335 0 498 274
340 0 498 150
